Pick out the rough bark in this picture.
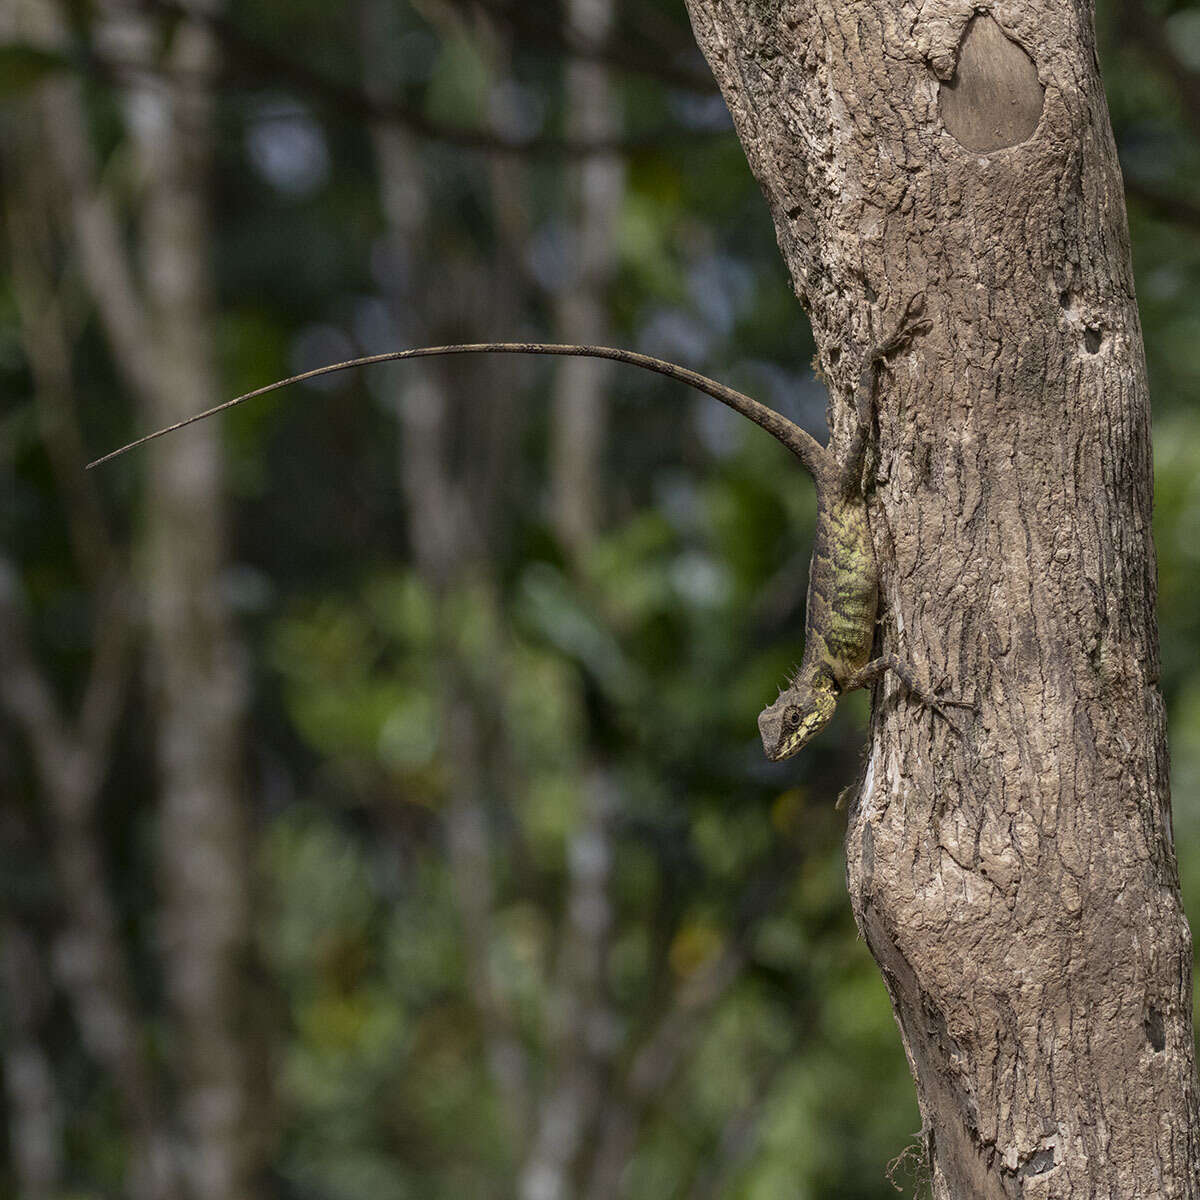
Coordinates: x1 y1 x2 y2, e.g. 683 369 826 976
682 0 1200 1194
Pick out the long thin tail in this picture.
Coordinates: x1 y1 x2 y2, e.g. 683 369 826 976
86 342 832 477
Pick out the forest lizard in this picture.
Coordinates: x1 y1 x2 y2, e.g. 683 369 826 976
88 295 970 764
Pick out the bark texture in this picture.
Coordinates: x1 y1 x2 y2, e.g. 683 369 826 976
683 0 1200 1194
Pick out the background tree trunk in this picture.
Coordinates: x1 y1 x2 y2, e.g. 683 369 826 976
519 3 626 1192
365 0 535 1143
549 0 624 556
103 4 261 1196
2 14 175 1189
684 0 1200 1194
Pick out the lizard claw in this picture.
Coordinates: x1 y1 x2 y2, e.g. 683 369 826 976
927 686 977 738
873 294 933 362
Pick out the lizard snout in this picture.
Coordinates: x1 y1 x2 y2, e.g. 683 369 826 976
757 704 784 760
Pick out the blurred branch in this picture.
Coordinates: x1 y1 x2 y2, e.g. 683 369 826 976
6 152 118 587
0 566 74 786
466 3 531 527
583 858 791 1200
584 935 747 1200
1 85 170 1179
0 561 172 1200
9 0 159 406
519 13 626 1191
448 0 716 93
35 72 159 405
683 1040 793 1200
519 768 620 1200
1121 0 1200 143
441 663 533 1132
1123 176 1200 233
105 0 264 1193
0 512 130 804
0 912 63 1200
549 0 625 556
364 0 533 1136
103 0 723 157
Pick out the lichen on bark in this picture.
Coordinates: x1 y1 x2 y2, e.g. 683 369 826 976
684 0 1200 1194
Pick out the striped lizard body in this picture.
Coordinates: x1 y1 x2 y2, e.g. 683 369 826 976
757 295 971 761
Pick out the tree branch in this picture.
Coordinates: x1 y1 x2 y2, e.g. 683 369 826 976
0 912 64 1200
108 0 263 1192
582 857 790 1200
683 1 1200 1190
365 15 533 1131
33 58 158 405
446 0 717 93
5 147 118 586
0 563 73 787
96 0 722 157
683 1044 793 1200
0 559 171 1200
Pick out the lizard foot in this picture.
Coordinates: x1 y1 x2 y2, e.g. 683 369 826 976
843 655 976 734
873 293 933 363
843 294 936 485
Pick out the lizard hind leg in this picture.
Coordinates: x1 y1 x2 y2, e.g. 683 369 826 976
842 294 933 485
873 292 932 362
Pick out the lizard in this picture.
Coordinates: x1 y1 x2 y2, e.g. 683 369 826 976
754 294 973 760
87 295 970 764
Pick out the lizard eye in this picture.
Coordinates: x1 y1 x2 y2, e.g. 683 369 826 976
784 707 801 728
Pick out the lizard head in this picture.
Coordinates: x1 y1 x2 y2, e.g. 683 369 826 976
758 670 838 761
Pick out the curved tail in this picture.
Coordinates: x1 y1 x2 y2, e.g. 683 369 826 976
87 342 833 479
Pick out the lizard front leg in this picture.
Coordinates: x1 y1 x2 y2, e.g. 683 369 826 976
840 653 975 729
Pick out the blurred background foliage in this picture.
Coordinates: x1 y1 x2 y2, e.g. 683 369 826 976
2 1 1199 1198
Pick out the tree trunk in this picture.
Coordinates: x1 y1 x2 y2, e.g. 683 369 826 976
107 4 261 1196
0 912 62 1200
683 1 1200 1194
2 40 176 1193
364 0 534 1141
519 4 625 1193
549 0 624 556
